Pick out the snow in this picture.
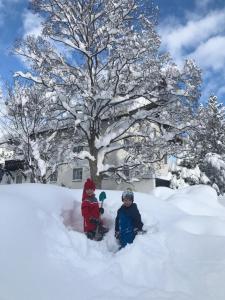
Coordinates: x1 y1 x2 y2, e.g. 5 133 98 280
13 71 43 84
1 183 225 300
205 153 225 170
73 150 95 161
30 141 47 177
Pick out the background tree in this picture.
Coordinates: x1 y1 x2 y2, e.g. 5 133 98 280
14 0 201 187
188 96 225 162
2 82 64 183
170 96 225 194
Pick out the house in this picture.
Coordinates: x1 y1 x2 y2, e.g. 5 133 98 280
0 153 170 193
0 125 171 192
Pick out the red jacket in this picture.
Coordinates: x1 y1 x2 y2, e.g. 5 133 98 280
81 195 100 232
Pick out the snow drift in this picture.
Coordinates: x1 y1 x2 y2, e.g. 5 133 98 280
1 183 225 300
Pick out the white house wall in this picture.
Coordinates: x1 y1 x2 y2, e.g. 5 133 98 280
102 178 155 193
1 140 168 192
0 163 156 193
56 162 90 188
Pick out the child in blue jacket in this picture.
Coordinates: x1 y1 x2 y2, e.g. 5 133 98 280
115 190 144 248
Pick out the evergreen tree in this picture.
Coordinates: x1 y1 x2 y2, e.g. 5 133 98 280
171 96 225 194
191 96 225 161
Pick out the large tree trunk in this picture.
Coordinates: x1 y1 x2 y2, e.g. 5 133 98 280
89 142 102 189
89 158 102 189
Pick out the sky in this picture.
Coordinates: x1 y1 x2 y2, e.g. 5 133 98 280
0 0 225 103
1 183 225 300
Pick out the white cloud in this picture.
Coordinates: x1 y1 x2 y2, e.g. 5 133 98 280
158 6 225 102
159 9 225 64
190 36 225 71
22 10 43 37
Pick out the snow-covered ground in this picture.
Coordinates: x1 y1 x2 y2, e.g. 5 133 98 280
1 184 225 300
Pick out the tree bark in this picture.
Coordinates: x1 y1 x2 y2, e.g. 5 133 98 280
89 159 102 188
89 141 102 189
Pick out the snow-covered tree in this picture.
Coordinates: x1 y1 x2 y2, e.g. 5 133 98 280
171 96 225 194
188 96 225 161
3 83 64 183
170 159 210 189
201 153 225 195
14 0 201 187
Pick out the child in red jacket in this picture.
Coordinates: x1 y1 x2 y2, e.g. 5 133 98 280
81 178 107 240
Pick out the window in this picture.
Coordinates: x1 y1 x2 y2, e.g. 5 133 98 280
73 146 84 153
16 174 23 184
73 168 83 181
50 170 58 182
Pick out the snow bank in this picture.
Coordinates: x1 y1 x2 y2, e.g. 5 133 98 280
1 184 225 300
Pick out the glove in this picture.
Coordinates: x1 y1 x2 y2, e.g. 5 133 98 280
134 228 147 235
139 229 147 235
115 231 120 239
90 218 101 225
134 228 139 235
99 207 104 214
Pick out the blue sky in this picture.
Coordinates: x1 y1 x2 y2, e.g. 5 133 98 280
0 0 225 103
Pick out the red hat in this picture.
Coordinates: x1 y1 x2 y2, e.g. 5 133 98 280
82 178 96 201
84 178 96 190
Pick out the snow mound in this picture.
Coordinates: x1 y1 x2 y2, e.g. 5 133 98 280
168 185 225 216
151 186 176 200
1 183 225 300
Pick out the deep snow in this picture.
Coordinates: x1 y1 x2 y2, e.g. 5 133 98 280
1 184 225 300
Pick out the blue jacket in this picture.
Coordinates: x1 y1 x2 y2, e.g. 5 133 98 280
115 203 143 247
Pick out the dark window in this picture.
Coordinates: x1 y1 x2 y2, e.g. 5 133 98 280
73 168 83 180
73 146 84 153
5 160 24 171
155 178 170 187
